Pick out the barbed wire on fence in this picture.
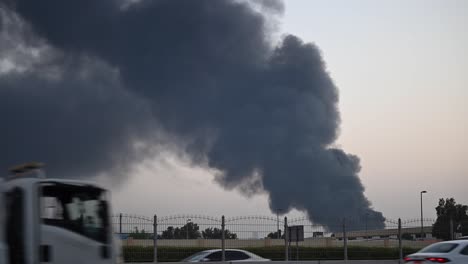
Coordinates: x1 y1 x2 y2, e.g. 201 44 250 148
113 213 442 237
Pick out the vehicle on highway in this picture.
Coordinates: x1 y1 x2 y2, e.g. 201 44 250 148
404 239 468 263
0 162 121 264
182 249 270 262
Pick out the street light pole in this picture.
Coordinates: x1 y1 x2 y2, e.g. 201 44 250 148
420 191 427 239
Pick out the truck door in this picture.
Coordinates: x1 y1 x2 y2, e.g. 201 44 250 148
39 183 113 264
6 187 26 264
0 191 6 264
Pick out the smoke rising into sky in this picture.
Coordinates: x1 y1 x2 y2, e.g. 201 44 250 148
0 0 384 229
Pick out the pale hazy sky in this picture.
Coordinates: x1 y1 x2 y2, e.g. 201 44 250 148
108 0 468 221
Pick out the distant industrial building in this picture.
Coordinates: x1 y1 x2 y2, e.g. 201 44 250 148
333 226 433 240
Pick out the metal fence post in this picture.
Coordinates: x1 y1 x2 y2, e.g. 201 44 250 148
343 218 348 262
153 215 158 263
119 213 122 234
450 217 454 240
296 227 299 261
222 215 225 262
398 218 402 264
284 216 288 261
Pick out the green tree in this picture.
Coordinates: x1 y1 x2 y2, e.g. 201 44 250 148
266 230 284 239
161 222 202 239
202 227 237 239
432 198 468 240
161 226 176 239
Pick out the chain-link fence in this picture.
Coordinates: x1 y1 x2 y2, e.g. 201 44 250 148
113 214 468 262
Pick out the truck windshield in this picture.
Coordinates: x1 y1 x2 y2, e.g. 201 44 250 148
40 182 109 243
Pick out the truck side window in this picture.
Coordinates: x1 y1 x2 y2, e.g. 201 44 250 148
6 187 25 264
41 196 64 220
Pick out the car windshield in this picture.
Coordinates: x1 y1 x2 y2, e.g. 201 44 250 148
40 182 110 243
182 251 210 262
419 243 458 253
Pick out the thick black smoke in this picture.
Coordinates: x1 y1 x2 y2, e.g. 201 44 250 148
0 0 385 229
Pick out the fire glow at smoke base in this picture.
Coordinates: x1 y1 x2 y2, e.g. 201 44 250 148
0 0 385 230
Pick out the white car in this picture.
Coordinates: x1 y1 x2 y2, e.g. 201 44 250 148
182 249 270 262
404 239 468 263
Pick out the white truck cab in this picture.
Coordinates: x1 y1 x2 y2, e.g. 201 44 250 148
0 163 119 264
0 179 7 264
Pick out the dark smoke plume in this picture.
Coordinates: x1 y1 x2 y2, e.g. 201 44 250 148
0 0 385 229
